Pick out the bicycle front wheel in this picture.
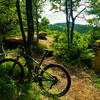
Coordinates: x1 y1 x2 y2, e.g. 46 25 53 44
0 58 24 83
39 64 71 97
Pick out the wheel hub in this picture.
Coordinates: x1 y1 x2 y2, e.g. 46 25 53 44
50 76 58 89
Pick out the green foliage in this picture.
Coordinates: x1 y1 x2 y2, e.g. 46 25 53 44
0 75 17 100
0 55 42 100
32 41 47 56
49 23 91 34
88 27 100 44
52 31 95 67
0 75 42 100
87 0 100 44
87 0 100 22
50 0 81 12
0 0 19 35
17 83 41 100
0 53 5 61
0 45 5 60
48 24 65 32
40 17 50 32
92 74 100 88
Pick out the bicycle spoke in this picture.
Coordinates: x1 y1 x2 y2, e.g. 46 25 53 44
0 59 24 83
39 64 71 97
41 76 55 81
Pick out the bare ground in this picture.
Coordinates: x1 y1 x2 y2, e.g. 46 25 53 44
39 37 100 100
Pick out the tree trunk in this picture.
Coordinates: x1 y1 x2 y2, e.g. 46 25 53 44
26 0 34 55
16 0 27 51
65 0 70 48
70 0 75 44
26 0 34 81
70 19 75 44
16 0 26 80
36 5 39 43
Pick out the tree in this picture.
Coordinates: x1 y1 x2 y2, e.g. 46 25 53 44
26 0 34 55
40 17 50 32
50 0 88 47
33 0 41 43
16 0 35 79
0 0 18 35
65 0 88 45
33 0 40 42
87 0 100 27
32 0 46 42
87 0 100 44
16 0 27 50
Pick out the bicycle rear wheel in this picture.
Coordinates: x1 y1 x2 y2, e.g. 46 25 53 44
39 64 71 97
0 58 24 83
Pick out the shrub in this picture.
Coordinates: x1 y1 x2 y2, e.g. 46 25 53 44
0 66 41 100
0 75 17 100
17 83 41 100
0 47 5 60
92 74 100 88
32 41 47 56
88 27 100 44
52 31 95 68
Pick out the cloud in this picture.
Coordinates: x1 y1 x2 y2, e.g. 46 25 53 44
42 1 93 25
42 11 66 24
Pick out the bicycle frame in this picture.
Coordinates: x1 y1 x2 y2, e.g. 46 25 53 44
22 52 56 81
15 50 48 74
10 48 56 83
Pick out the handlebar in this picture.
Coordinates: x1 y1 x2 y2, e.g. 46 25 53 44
44 49 53 57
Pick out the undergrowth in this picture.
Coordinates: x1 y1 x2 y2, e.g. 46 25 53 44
32 41 47 56
92 74 100 89
52 31 95 68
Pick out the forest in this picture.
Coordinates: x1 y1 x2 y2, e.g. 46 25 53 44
49 23 91 34
0 0 100 100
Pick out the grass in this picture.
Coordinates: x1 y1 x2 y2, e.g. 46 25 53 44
0 71 42 100
17 82 42 100
32 41 47 56
0 75 17 100
92 74 100 88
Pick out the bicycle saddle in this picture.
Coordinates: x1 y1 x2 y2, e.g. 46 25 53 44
44 49 53 57
44 49 53 52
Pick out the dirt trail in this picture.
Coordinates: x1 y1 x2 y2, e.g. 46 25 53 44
40 37 54 49
40 37 100 100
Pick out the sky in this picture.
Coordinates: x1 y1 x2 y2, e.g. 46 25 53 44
42 1 94 25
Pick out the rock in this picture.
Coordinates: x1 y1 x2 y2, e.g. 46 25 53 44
2 36 24 49
39 32 47 40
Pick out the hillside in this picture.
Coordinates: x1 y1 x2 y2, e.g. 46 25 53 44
48 23 91 34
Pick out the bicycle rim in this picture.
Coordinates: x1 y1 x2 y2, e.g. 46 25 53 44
39 64 71 97
0 59 24 83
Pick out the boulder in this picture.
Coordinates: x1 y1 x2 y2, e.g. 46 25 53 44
39 32 47 40
2 36 24 49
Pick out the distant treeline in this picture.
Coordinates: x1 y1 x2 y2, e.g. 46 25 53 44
48 23 91 34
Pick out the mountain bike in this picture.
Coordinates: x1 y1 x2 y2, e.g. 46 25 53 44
0 46 71 97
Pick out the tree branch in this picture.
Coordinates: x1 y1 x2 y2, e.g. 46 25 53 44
74 7 86 19
70 0 74 20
